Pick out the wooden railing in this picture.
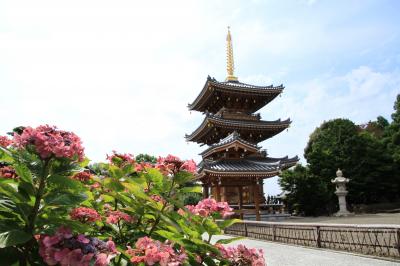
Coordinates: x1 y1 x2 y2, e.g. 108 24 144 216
224 221 400 258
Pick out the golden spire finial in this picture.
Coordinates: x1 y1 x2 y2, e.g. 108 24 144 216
225 26 238 82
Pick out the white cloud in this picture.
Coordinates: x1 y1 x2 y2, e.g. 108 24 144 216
256 66 399 162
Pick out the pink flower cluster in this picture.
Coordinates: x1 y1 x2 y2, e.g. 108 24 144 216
0 165 18 179
105 210 133 224
216 244 266 266
135 161 153 172
72 171 92 182
179 159 196 173
0 135 12 147
156 155 197 174
126 237 187 266
39 227 117 266
107 151 135 166
70 207 101 223
150 194 166 204
12 125 84 161
185 198 234 218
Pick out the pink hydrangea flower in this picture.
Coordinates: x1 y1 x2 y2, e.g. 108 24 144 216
185 198 233 218
126 237 187 266
0 135 12 148
156 155 196 175
70 207 101 223
105 210 133 224
150 194 166 204
72 171 92 182
216 244 266 266
38 227 118 266
107 150 135 166
179 159 197 173
135 161 154 172
94 253 110 266
90 182 101 190
12 125 84 161
0 165 18 179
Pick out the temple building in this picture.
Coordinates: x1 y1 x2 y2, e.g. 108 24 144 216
186 28 298 220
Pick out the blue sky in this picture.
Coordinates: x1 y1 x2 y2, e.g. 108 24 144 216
1 0 399 194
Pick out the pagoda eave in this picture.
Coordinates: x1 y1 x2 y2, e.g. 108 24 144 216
200 131 261 158
198 156 299 177
186 115 291 145
188 78 284 113
202 170 279 178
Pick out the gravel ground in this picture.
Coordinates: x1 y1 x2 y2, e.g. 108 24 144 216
212 235 400 266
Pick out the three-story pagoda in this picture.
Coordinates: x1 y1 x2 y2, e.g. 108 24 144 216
186 28 298 220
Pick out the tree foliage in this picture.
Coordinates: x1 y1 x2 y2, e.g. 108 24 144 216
279 165 331 216
281 94 400 215
135 153 157 164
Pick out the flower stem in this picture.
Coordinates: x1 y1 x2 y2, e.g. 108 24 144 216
148 179 175 236
22 159 50 264
28 159 49 232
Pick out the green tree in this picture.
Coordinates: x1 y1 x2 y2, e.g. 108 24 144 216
384 94 400 163
279 165 331 216
135 153 157 163
280 95 400 216
304 118 362 180
303 116 399 207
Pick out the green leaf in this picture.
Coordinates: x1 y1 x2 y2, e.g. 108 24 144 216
18 181 36 198
122 163 135 175
174 171 194 185
108 165 124 179
179 186 202 194
0 247 20 265
203 256 218 266
0 148 14 164
122 182 151 201
79 157 90 168
0 181 26 202
217 219 241 230
44 191 87 206
104 178 124 191
215 236 244 244
101 194 115 203
144 168 163 186
47 174 84 191
203 219 221 235
155 230 182 243
13 164 32 183
0 230 31 248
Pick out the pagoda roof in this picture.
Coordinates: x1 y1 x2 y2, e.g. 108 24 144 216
198 156 299 178
188 76 284 113
186 113 291 145
200 131 260 158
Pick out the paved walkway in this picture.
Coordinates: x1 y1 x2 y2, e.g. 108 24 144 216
213 235 399 266
284 213 400 225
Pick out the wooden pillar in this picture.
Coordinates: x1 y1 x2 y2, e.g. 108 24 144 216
238 186 243 219
203 184 209 198
221 187 225 202
253 180 261 221
216 182 221 202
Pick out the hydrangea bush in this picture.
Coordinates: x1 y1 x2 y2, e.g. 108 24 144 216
0 125 266 265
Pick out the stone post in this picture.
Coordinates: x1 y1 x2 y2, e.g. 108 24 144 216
331 169 353 216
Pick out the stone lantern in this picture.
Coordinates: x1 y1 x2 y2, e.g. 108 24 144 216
331 169 352 216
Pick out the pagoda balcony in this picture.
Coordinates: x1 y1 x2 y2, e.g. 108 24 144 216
215 108 261 121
